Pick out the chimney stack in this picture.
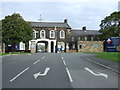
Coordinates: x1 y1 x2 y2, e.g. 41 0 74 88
64 19 68 23
82 26 86 31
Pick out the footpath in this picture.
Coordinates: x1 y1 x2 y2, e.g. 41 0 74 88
85 54 120 74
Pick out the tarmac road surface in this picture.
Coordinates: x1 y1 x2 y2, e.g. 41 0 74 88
2 53 119 89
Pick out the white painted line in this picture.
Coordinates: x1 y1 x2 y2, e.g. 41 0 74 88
85 58 120 74
66 68 73 82
33 68 50 79
62 57 64 60
42 56 45 59
33 60 40 65
40 68 50 76
63 60 66 65
84 67 108 78
10 67 29 82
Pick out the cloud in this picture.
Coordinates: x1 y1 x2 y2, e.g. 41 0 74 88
1 0 119 30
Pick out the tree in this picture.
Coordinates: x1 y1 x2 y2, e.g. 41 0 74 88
99 11 120 40
0 20 2 43
2 13 33 50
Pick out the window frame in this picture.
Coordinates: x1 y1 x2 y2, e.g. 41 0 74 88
50 30 55 38
60 30 65 38
72 36 74 41
40 30 46 38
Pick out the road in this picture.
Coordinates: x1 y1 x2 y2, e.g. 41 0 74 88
2 53 119 89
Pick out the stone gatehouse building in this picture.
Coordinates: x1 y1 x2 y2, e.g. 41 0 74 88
28 19 103 53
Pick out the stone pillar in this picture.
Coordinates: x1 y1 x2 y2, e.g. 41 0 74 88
48 41 51 53
31 41 36 54
29 41 31 50
66 43 69 53
53 41 56 53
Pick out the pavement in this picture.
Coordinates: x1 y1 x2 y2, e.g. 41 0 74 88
1 53 119 89
81 53 120 73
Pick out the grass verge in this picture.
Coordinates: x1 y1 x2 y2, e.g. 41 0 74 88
85 52 120 62
0 52 30 56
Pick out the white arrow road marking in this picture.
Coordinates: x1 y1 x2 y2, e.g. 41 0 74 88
10 67 29 82
33 60 40 65
84 67 108 78
33 68 50 79
42 56 45 59
33 72 41 79
62 57 64 60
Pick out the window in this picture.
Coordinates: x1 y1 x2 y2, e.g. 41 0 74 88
60 30 65 38
85 36 87 41
72 36 74 41
50 30 55 38
78 36 80 41
40 30 46 38
79 45 82 49
91 36 94 41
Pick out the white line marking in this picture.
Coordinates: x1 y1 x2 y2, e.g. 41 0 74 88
85 58 119 74
66 68 73 82
10 67 29 82
42 56 45 59
63 60 66 65
33 68 50 79
84 67 108 78
62 57 64 60
33 60 40 65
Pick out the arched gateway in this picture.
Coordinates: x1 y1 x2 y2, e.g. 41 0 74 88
29 39 56 53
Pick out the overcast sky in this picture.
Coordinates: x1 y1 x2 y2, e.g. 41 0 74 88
1 0 119 30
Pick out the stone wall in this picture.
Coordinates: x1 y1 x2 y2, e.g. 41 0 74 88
77 41 103 52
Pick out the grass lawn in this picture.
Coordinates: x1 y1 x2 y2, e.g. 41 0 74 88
0 52 30 56
85 52 120 62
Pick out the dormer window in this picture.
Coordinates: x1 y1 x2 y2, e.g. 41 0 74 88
40 30 46 38
60 30 65 38
50 30 55 38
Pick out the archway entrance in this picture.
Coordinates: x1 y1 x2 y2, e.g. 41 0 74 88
51 41 54 53
29 39 56 53
37 41 48 53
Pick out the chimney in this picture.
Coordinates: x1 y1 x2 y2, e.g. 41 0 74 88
82 26 86 31
64 19 68 23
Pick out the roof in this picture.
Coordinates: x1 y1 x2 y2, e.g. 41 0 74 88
29 22 71 28
71 29 101 36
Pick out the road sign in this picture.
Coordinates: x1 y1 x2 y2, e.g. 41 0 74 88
107 39 111 43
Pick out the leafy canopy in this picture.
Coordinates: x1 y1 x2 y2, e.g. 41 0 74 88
99 11 120 40
2 13 33 45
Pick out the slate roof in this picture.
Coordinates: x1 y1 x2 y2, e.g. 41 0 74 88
71 29 101 36
29 22 71 28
